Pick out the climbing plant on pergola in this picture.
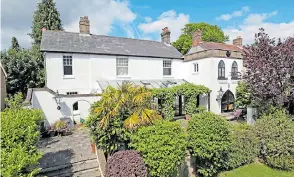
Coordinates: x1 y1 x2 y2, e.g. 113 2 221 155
152 83 210 120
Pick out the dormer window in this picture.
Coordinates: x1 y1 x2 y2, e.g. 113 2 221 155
231 61 239 79
218 60 226 79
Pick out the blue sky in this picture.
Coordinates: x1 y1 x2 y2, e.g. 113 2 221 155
1 0 294 49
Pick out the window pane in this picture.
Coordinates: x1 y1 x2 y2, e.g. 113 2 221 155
73 102 78 110
64 66 72 75
163 68 171 75
117 67 128 76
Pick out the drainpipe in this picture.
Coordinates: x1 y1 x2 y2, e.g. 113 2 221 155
208 90 212 111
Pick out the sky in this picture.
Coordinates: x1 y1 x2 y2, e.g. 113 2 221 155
1 0 294 50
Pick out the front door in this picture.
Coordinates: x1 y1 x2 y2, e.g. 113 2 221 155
221 90 235 112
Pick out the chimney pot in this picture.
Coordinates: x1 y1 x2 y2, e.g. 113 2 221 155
192 29 202 47
79 16 90 34
233 36 242 47
161 27 171 44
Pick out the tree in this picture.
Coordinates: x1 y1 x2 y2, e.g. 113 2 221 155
11 37 20 51
172 22 229 54
92 83 162 130
235 81 254 108
1 48 41 96
30 0 63 45
243 28 294 108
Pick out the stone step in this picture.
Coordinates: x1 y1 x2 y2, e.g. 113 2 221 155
39 158 100 177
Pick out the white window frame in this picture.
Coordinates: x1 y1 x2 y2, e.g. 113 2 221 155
193 63 199 73
116 58 129 76
163 60 172 76
63 55 73 77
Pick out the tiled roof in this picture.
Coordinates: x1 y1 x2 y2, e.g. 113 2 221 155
40 31 183 59
200 42 242 52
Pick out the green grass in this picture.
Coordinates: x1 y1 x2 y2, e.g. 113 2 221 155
219 162 294 177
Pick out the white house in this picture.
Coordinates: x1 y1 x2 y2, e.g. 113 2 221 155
26 16 243 128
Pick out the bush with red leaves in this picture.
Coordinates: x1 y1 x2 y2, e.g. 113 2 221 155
105 150 148 177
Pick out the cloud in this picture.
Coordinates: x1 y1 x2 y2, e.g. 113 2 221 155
1 0 136 49
216 6 250 21
223 11 294 45
138 10 190 42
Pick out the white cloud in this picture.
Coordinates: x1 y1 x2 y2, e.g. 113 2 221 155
223 11 294 45
138 10 190 42
217 6 250 21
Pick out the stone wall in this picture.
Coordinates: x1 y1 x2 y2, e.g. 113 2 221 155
184 49 242 61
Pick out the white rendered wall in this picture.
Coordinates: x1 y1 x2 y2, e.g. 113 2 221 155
46 52 184 94
32 90 100 128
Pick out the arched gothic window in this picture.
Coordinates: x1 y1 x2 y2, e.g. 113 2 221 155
218 60 225 79
231 61 238 79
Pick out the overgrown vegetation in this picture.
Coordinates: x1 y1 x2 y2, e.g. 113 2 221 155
130 120 187 177
1 98 44 177
235 81 253 108
254 109 294 171
105 150 148 177
187 112 231 177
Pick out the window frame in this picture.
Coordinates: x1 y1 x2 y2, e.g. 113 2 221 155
116 57 129 76
193 63 199 73
63 55 73 76
231 61 239 80
218 60 226 80
163 60 172 76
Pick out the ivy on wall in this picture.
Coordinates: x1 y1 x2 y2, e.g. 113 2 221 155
152 83 210 120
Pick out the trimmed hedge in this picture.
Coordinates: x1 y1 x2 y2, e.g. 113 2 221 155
226 124 259 169
1 108 44 177
105 150 147 177
187 112 231 177
254 109 294 171
130 120 187 177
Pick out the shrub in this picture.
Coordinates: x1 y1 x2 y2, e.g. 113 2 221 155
187 112 231 177
54 120 68 129
226 124 259 169
130 120 187 177
105 150 148 177
1 108 44 177
254 109 294 171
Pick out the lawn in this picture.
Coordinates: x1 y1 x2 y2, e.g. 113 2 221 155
219 162 294 177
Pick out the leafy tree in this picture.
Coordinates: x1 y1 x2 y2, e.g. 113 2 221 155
105 150 148 177
235 81 253 108
1 106 44 176
11 37 20 51
243 28 294 108
254 109 294 171
1 48 41 96
172 22 229 54
91 83 161 130
130 120 187 177
187 112 231 177
30 0 63 45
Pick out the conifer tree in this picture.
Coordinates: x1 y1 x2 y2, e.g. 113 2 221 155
11 37 20 51
29 0 63 45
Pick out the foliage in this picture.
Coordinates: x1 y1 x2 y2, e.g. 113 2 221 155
90 83 162 130
235 81 253 108
5 92 25 109
54 120 68 130
11 37 20 51
1 42 44 95
130 120 187 177
86 104 130 158
152 83 210 120
29 0 63 45
172 22 229 54
187 112 231 177
254 109 294 171
220 162 294 177
105 150 148 177
226 124 259 169
1 108 44 177
243 28 294 107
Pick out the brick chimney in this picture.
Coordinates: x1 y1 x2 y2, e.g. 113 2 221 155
161 27 171 44
233 36 242 47
192 29 202 47
79 16 90 34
